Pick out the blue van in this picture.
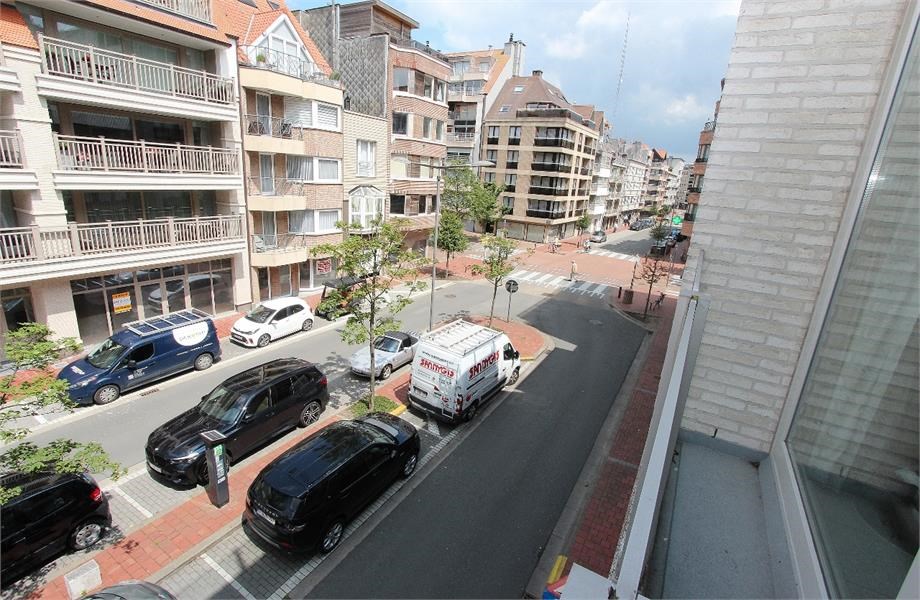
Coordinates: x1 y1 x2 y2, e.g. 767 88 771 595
58 309 221 406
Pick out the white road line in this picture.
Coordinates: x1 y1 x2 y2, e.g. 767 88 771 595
577 281 596 292
517 271 541 282
509 270 528 279
548 276 569 287
111 486 153 519
533 273 554 285
426 417 441 437
33 414 48 424
202 553 257 600
101 465 149 491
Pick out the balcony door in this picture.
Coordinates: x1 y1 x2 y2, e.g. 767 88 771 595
260 154 274 194
257 93 271 136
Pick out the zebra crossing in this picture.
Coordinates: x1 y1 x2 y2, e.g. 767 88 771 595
506 269 611 298
587 249 639 261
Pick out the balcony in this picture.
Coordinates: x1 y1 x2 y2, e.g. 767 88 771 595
506 161 518 170
136 0 211 23
0 44 20 93
526 209 566 219
703 120 716 132
508 137 521 146
447 132 475 145
688 186 702 193
0 215 244 285
486 136 499 145
580 167 591 175
392 39 449 64
240 46 341 89
683 212 696 222
529 186 568 196
504 185 516 193
54 135 241 190
247 177 315 211
448 111 477 123
37 36 237 121
695 156 708 163
534 137 576 150
531 162 571 173
0 130 39 190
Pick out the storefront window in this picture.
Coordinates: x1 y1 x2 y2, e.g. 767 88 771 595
786 31 919 599
313 258 336 288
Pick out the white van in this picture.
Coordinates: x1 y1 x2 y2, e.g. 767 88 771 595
407 320 521 423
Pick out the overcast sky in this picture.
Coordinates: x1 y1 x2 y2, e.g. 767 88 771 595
289 0 741 161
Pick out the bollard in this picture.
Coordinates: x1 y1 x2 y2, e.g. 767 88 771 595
618 286 623 298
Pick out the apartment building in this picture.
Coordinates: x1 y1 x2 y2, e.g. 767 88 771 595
682 82 720 239
588 136 618 231
297 0 449 252
227 0 346 300
483 70 601 242
643 148 671 211
676 163 692 209
664 156 684 209
616 139 651 221
0 0 248 348
613 2 918 599
445 35 525 163
607 153 626 227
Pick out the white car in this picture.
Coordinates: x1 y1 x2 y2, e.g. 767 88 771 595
349 331 419 380
230 298 314 348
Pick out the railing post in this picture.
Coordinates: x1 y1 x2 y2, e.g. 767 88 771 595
208 146 214 174
99 137 109 170
167 216 176 244
105 221 115 251
88 46 98 84
138 219 147 248
52 132 63 170
131 54 139 90
30 225 44 260
69 223 81 256
169 63 177 96
194 215 201 241
177 142 184 173
141 139 148 172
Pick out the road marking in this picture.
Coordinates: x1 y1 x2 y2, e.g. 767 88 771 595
202 553 257 600
33 413 47 424
517 271 541 282
549 276 570 288
533 273 554 285
111 486 153 519
426 417 441 437
101 464 149 491
577 281 596 292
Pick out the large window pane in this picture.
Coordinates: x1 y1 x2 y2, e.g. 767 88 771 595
108 286 138 331
786 32 919 599
317 159 339 181
73 291 110 346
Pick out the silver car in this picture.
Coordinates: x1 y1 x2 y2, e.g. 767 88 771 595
349 331 419 380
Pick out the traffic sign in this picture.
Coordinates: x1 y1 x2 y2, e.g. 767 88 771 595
672 216 683 225
505 279 519 293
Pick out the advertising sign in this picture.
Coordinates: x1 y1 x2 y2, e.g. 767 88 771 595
111 291 132 315
316 258 332 275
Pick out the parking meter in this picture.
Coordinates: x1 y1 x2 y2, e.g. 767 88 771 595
200 430 229 508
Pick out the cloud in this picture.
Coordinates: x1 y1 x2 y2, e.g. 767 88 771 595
576 0 628 30
664 94 711 123
544 33 589 59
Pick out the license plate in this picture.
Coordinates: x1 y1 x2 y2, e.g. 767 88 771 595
147 461 163 474
255 508 275 525
413 387 428 397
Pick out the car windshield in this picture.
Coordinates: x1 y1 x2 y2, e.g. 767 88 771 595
86 338 126 369
374 337 401 353
246 306 275 324
198 385 243 424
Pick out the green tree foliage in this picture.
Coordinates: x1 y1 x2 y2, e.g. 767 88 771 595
0 324 123 504
639 255 669 319
575 214 592 236
441 162 479 215
469 235 531 327
437 210 469 278
312 218 428 409
649 221 670 244
469 181 505 233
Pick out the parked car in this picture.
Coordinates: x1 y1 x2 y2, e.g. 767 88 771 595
58 309 219 405
629 219 645 231
315 275 367 319
589 230 607 243
349 331 419 380
243 412 420 553
1 472 111 586
145 358 328 486
80 580 176 600
230 298 314 348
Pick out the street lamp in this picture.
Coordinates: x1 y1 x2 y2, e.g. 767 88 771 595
411 158 494 330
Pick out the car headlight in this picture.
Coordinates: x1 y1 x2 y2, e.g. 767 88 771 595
71 376 98 389
171 449 204 462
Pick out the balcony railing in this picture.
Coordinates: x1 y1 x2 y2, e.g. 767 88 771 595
529 186 568 196
683 212 696 222
251 233 314 253
688 185 702 193
393 38 449 63
240 46 341 88
41 36 234 104
506 161 518 170
695 156 708 163
508 137 521 146
531 162 571 173
526 209 566 219
534 137 576 150
0 130 23 168
55 135 239 175
703 120 716 132
244 115 315 140
447 132 475 143
136 0 211 22
0 215 242 264
486 136 498 145
448 111 477 122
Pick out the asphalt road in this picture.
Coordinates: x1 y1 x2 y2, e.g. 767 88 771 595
300 284 647 598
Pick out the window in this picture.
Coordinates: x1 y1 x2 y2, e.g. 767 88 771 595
509 126 522 139
317 159 340 182
316 103 339 129
350 190 384 229
128 343 154 363
435 120 444 140
390 195 406 214
423 117 432 139
393 112 408 135
356 140 376 177
513 85 525 93
452 61 469 75
504 173 516 186
289 210 313 233
434 81 445 102
423 75 433 98
393 67 411 92
488 126 500 138
464 80 483 95
507 150 519 163
479 61 491 72
484 171 495 183
502 196 514 212
448 82 463 95
287 156 312 181
486 150 497 162
317 210 340 231
697 144 710 161
499 105 511 113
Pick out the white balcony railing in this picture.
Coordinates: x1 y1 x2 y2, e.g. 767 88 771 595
447 132 475 143
55 135 239 175
135 0 211 23
0 215 243 265
41 36 234 104
240 46 341 89
0 130 23 168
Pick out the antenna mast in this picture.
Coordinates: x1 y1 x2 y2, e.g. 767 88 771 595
612 9 631 123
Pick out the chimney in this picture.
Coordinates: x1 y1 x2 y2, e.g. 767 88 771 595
532 69 542 78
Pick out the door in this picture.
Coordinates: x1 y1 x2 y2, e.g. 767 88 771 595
267 306 291 337
227 389 278 457
283 303 305 336
2 485 74 576
119 342 157 390
332 445 391 518
260 154 275 196
396 337 414 368
256 93 271 135
260 209 277 250
269 376 300 430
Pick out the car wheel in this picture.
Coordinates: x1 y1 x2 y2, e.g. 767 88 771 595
508 367 520 386
401 452 419 478
301 319 314 332
69 518 105 550
197 459 209 485
194 353 214 371
379 364 393 380
464 402 478 422
299 400 322 427
319 519 345 554
93 384 120 405
257 333 271 348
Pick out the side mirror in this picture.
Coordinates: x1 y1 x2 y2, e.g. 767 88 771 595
242 413 255 423
514 351 520 359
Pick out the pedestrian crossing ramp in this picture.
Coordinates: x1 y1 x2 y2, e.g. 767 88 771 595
507 270 610 298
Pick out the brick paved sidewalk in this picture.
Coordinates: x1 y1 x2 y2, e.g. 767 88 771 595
544 289 677 590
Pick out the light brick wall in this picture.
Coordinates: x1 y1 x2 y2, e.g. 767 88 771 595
684 0 911 454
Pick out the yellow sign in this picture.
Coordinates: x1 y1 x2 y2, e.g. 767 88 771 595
112 291 132 314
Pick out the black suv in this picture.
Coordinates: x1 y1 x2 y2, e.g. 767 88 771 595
243 413 420 553
1 472 111 585
146 358 329 486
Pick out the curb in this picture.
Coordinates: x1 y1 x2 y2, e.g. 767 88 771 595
389 404 407 417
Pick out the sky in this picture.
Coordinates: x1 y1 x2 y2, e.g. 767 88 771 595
288 0 741 161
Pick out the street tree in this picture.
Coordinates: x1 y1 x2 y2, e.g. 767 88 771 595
649 221 669 245
312 218 428 410
469 181 504 233
0 324 122 504
441 162 478 215
469 234 531 327
437 209 469 278
575 214 592 240
639 255 669 319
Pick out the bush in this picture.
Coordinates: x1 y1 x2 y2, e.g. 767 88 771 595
349 395 399 418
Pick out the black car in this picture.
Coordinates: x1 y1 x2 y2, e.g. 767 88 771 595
243 412 420 553
145 358 329 486
1 472 111 585
81 580 176 600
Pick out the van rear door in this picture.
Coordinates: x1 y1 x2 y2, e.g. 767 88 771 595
410 346 460 417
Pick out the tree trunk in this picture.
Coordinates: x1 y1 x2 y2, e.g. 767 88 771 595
644 275 655 319
445 251 451 279
489 280 499 327
368 337 376 411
